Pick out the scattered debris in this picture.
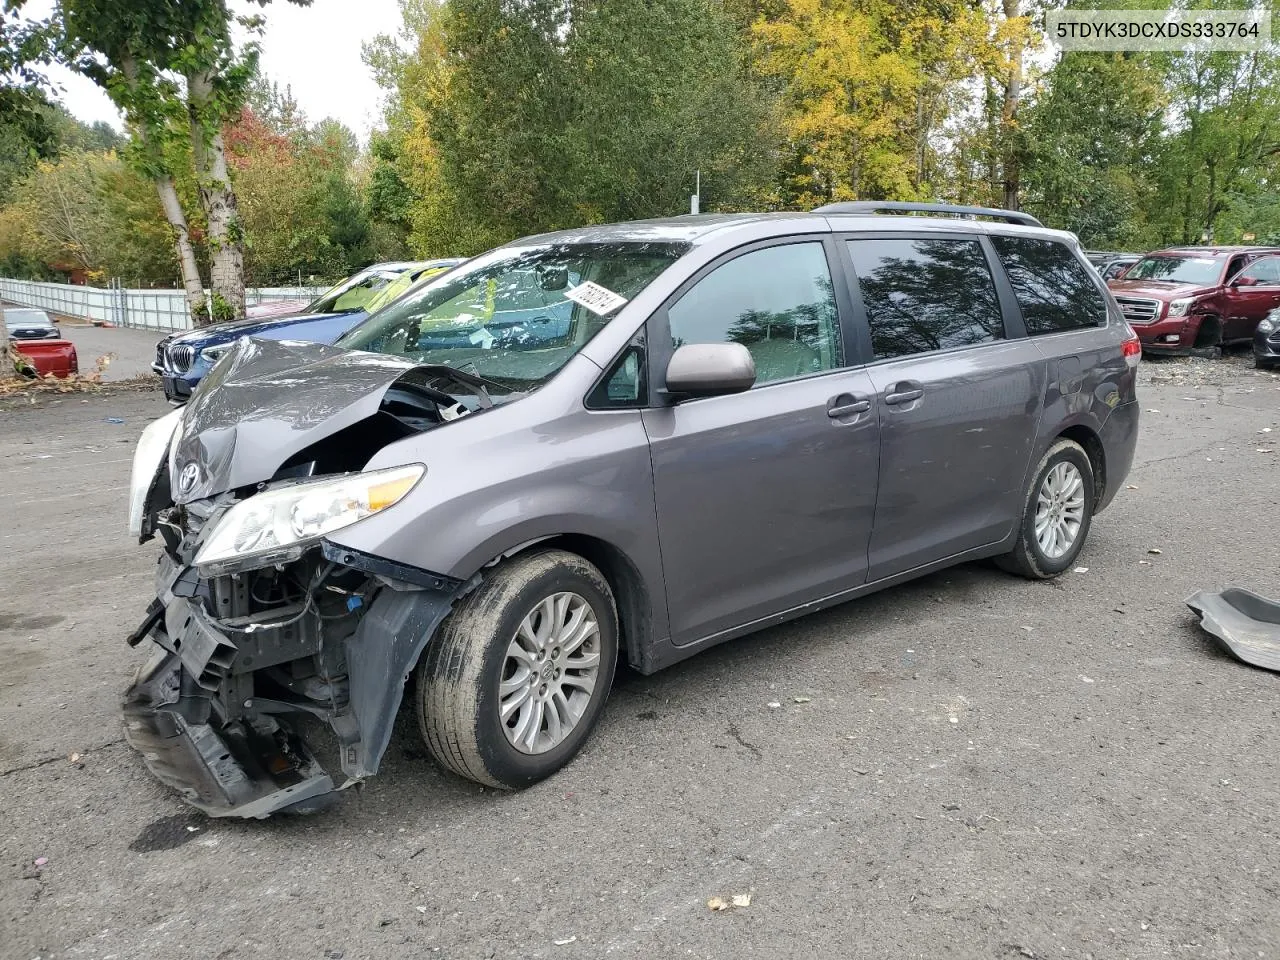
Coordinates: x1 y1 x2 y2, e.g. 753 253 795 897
1079 675 1095 684
766 701 781 710
553 936 578 946
1073 566 1089 573
1126 484 1138 490
33 857 48 867
732 893 752 908
707 897 730 912
1145 408 1160 414
1148 548 1162 555
1257 448 1274 454
67 752 80 763
1187 588 1280 671
1139 560 1152 565
1261 428 1273 433
416 906 427 914
942 802 961 811
707 893 752 911
852 767 870 775
792 696 811 704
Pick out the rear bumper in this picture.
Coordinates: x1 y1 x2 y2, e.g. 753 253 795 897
1098 399 1139 512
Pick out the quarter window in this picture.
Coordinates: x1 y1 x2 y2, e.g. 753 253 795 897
991 236 1107 334
666 242 840 385
846 238 1005 360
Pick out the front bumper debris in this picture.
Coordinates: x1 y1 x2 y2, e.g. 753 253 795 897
123 541 465 818
123 651 335 818
1187 588 1280 672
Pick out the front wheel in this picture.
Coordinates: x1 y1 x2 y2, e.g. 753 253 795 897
996 439 1095 580
416 549 618 788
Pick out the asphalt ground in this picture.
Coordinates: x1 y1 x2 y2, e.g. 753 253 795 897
2 353 1279 960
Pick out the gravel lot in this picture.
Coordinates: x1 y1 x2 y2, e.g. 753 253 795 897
3 355 1280 960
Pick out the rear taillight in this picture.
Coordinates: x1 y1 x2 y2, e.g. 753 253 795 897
1122 328 1141 369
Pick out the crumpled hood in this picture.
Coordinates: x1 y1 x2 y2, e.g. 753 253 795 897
169 338 414 504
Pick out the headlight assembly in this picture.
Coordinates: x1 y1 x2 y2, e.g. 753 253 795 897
1167 298 1194 318
194 464 425 575
1260 316 1276 334
127 407 185 540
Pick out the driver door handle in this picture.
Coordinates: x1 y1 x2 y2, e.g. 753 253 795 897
884 383 924 405
827 396 871 418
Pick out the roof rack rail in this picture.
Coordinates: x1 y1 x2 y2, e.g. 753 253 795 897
813 201 1043 228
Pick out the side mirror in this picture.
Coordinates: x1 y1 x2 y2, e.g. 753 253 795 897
1233 275 1259 287
664 342 756 398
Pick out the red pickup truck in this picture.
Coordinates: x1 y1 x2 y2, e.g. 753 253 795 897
10 338 79 378
1108 246 1280 355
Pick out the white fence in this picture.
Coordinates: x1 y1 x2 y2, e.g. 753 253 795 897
0 278 326 332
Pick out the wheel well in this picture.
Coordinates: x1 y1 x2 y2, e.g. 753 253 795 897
1058 425 1106 507
1194 314 1222 348
504 534 651 672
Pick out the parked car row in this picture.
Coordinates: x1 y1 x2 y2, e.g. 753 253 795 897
124 202 1140 818
1105 245 1280 366
151 259 464 401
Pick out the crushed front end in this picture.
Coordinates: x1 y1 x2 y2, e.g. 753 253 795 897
124 496 463 818
122 339 490 818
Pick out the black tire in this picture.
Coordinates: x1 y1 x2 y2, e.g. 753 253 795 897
996 439 1095 580
416 549 618 789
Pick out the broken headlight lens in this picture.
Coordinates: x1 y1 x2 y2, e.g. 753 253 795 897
127 407 185 540
1167 298 1194 318
194 464 425 574
1259 316 1276 334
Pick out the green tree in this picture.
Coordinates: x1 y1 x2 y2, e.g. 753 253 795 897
1021 51 1166 247
368 0 774 255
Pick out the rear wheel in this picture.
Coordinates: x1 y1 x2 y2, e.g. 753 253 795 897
996 439 1095 580
416 549 618 788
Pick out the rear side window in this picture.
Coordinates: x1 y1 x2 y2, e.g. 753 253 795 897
846 238 1004 360
991 236 1107 334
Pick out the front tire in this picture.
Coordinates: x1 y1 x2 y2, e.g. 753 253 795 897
416 549 618 789
996 439 1095 580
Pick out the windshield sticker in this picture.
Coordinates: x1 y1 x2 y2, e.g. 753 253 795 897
565 280 628 316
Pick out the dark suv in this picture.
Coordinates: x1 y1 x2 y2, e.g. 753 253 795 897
125 203 1140 817
1108 246 1280 354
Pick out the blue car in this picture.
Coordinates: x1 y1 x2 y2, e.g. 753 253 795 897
152 259 464 402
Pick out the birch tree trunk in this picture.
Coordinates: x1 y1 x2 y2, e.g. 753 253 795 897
1000 0 1023 211
188 69 245 322
155 174 205 315
121 55 206 317
0 303 15 383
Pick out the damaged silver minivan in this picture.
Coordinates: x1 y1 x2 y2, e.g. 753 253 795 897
125 204 1140 817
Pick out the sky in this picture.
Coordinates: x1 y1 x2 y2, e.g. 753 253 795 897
20 0 407 143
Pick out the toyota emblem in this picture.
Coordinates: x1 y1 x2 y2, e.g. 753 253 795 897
178 462 201 494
